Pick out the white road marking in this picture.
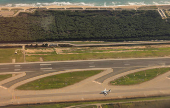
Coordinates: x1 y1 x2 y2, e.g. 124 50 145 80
15 65 21 67
0 86 7 89
40 64 51 66
24 71 34 73
14 69 20 71
40 68 52 70
89 66 95 67
93 81 101 85
1 68 8 69
42 70 56 72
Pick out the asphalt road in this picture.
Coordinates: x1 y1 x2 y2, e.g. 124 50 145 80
0 57 169 88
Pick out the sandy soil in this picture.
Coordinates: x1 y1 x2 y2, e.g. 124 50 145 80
57 45 170 54
0 4 170 11
26 49 54 53
55 48 70 54
95 46 146 50
150 45 170 48
0 5 140 10
0 11 14 17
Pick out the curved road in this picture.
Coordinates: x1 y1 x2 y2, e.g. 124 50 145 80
0 57 170 106
0 57 169 88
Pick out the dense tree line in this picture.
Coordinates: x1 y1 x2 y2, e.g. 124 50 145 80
0 10 170 42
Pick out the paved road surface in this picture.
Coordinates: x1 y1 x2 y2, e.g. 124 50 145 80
0 57 169 88
0 57 170 106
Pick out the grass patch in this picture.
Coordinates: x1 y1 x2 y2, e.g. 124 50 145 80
110 67 170 85
0 48 23 63
25 56 40 62
0 74 12 81
62 47 134 53
138 6 158 9
4 96 170 108
16 70 102 90
26 49 170 62
1 8 9 11
102 100 170 108
24 45 170 62
3 45 170 63
13 10 18 14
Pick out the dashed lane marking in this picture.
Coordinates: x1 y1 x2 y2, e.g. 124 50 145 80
93 81 101 85
0 86 7 89
40 68 52 70
42 70 56 72
14 65 21 67
24 71 34 73
40 64 51 66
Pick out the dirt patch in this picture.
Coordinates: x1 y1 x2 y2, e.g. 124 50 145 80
95 46 146 50
55 48 70 54
26 54 49 55
40 57 43 62
25 45 170 55
0 11 14 17
53 46 151 54
150 45 170 48
108 50 145 53
26 48 54 53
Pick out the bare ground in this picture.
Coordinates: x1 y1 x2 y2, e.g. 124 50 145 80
25 45 170 55
26 48 54 53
